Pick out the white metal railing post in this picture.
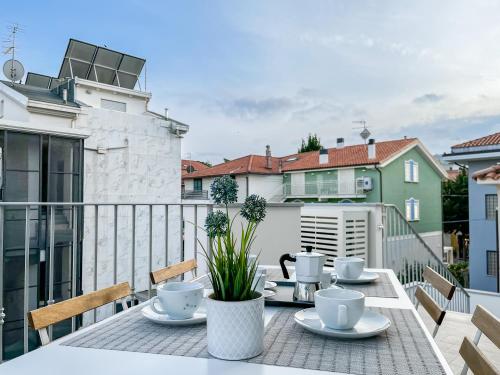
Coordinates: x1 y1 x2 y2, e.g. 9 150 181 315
0 206 4 362
194 205 198 276
131 205 136 302
113 204 118 314
148 205 153 299
23 206 30 354
71 206 78 332
165 205 169 267
180 204 184 280
207 205 213 260
93 205 98 322
48 206 55 340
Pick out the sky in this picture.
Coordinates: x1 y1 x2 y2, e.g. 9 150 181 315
3 1 500 164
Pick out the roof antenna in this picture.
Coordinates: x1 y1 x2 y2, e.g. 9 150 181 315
2 24 25 85
352 120 371 144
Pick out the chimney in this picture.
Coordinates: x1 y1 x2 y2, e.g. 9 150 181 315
265 145 272 169
319 148 329 164
368 138 376 159
337 137 344 149
164 108 169 119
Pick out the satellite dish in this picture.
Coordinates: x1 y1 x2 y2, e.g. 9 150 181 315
3 59 25 82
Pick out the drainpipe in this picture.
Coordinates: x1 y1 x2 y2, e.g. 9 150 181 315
374 164 383 202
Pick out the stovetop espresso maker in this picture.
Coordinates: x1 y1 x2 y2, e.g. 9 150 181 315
279 246 325 302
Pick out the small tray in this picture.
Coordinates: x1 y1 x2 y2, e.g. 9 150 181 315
264 284 314 308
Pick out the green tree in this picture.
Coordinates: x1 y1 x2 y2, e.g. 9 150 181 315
442 167 468 231
202 161 212 167
298 133 322 153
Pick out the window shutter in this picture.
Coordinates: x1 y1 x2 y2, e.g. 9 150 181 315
405 200 412 221
404 161 411 182
413 162 419 182
414 199 420 220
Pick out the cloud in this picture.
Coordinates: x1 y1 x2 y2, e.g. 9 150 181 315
412 93 445 104
218 97 294 120
388 114 500 153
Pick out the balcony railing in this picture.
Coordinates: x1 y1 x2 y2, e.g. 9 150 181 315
283 181 365 198
0 200 471 362
182 190 209 200
0 201 213 362
382 204 470 313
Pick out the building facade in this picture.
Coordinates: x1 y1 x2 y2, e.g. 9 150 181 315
183 138 447 251
444 133 500 292
0 39 188 358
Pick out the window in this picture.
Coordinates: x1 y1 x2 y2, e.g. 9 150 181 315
404 159 419 182
487 251 498 276
485 194 498 220
193 178 202 192
0 99 4 118
405 198 420 221
101 98 126 112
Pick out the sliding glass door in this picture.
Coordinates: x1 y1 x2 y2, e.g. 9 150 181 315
1 131 83 360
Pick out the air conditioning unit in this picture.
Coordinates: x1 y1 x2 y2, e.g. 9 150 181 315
356 177 373 192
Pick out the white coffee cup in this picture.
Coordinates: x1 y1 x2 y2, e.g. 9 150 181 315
150 281 204 319
334 257 365 280
321 270 332 289
315 288 365 329
252 270 266 294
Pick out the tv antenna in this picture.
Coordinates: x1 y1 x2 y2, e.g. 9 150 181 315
2 24 25 84
352 120 371 144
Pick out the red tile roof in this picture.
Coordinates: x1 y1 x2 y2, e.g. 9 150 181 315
181 160 210 176
472 165 500 181
446 169 460 181
183 155 281 179
280 138 417 172
452 132 500 149
183 138 418 179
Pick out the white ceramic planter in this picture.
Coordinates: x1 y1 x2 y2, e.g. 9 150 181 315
206 293 265 360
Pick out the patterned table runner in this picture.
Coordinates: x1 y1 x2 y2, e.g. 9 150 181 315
63 306 445 374
267 268 398 298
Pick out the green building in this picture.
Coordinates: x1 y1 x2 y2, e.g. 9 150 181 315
281 138 447 237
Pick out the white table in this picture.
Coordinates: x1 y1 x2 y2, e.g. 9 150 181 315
0 268 453 375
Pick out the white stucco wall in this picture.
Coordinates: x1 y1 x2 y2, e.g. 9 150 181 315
248 174 284 201
77 105 183 317
0 91 29 122
75 84 148 115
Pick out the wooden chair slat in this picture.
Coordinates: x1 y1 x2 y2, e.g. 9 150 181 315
28 282 131 331
460 337 500 375
415 285 445 325
150 259 197 285
423 266 456 300
471 305 500 349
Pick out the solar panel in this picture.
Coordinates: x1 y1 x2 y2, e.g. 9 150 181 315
25 72 52 88
49 78 63 90
57 39 145 90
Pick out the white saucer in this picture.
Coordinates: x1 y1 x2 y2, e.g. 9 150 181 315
265 281 277 289
332 271 379 284
141 305 207 326
262 289 276 298
294 308 391 339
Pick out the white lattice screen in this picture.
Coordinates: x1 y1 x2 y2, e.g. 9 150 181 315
301 208 369 267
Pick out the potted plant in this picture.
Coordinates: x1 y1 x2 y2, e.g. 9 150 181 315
203 175 267 360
